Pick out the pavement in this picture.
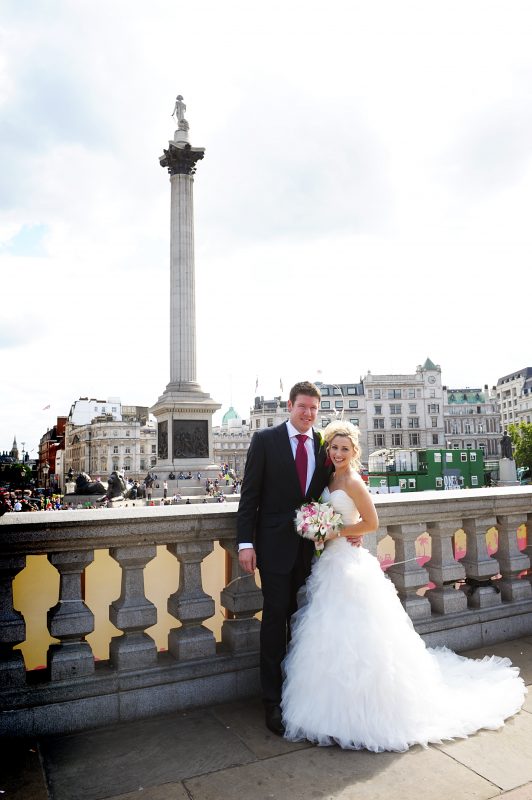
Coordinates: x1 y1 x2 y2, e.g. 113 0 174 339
2 636 532 800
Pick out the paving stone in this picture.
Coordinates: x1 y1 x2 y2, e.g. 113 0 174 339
211 697 312 759
436 709 532 791
460 638 532 685
499 785 532 799
184 742 498 800
0 739 48 800
107 783 189 800
40 709 256 800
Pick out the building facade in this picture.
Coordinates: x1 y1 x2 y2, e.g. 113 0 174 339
443 387 501 458
315 381 368 464
64 406 156 483
212 407 251 477
496 367 532 429
363 359 445 460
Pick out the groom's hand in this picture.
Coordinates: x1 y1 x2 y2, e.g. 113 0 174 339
239 547 257 574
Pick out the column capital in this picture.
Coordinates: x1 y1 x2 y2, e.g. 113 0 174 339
159 142 205 175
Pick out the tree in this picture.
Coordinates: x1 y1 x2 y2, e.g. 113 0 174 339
508 422 532 470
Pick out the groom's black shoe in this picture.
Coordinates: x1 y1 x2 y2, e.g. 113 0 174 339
264 704 285 736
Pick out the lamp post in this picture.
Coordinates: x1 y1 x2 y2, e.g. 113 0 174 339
42 461 50 495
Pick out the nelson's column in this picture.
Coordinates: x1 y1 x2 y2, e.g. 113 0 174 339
151 95 221 483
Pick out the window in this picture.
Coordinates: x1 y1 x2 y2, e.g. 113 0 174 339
453 443 460 450
466 443 473 449
391 418 402 428
436 477 443 488
429 389 436 398
460 453 467 462
347 386 358 395
390 404 401 415
409 404 417 414
408 417 419 428
126 430 130 437
349 399 358 408
151 457 156 466
479 442 486 451
321 387 329 395
374 389 381 400
464 423 471 434
113 462 119 471
399 478 407 489
388 389 401 399
256 419 261 428
432 434 439 445
471 475 479 486
350 418 359 426
113 431 118 436
112 407 117 412
459 477 465 487
409 433 420 446
392 434 403 446
408 389 415 398
123 464 130 471
113 445 119 454
428 404 439 413
408 478 416 489
434 452 442 462
151 445 156 453
140 446 144 454
321 400 331 409
374 405 382 415
140 460 145 470
374 434 385 447
322 417 331 427
430 417 438 428
125 447 131 454
335 400 343 409
374 418 385 429
267 418 273 427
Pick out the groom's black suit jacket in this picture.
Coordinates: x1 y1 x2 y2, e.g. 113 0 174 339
237 423 331 574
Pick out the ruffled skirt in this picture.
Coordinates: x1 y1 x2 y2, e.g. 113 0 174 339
281 538 526 752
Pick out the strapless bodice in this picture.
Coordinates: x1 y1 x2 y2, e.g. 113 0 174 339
322 487 359 525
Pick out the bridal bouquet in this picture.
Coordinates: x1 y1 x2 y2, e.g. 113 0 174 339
295 500 343 556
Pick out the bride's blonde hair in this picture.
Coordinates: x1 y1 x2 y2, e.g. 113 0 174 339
323 421 362 472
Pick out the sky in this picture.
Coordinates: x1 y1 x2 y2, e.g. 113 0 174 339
1 0 532 458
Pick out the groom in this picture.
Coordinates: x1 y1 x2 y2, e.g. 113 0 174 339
237 381 331 735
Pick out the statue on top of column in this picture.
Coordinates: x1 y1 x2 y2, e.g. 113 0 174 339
172 95 187 126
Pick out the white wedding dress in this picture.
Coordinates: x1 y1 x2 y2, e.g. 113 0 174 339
281 488 526 751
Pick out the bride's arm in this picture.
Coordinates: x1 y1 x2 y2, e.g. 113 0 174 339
340 474 379 545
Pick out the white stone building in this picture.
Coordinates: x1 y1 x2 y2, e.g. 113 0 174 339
443 386 501 458
496 367 532 429
363 359 445 459
64 404 156 482
212 407 251 477
67 397 123 425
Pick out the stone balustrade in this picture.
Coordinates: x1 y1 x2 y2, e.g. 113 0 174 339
1 486 531 737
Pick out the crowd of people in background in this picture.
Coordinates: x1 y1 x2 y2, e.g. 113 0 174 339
1 465 242 515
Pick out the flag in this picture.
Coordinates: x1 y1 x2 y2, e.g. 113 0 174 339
254 377 259 392
42 405 50 410
279 378 284 393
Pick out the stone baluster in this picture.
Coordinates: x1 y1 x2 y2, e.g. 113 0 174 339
167 541 216 660
47 551 95 680
386 523 431 620
460 517 501 608
426 521 467 614
109 546 157 670
0 556 27 687
496 515 531 602
525 513 532 587
219 539 262 653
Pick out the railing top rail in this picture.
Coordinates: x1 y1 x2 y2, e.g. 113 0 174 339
1 487 531 555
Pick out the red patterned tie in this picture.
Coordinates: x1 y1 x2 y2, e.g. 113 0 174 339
295 434 308 495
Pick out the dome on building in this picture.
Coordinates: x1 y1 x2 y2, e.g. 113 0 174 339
222 406 241 427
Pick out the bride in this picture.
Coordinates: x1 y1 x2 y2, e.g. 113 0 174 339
281 421 526 752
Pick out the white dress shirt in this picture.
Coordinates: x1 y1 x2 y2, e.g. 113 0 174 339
239 421 315 551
